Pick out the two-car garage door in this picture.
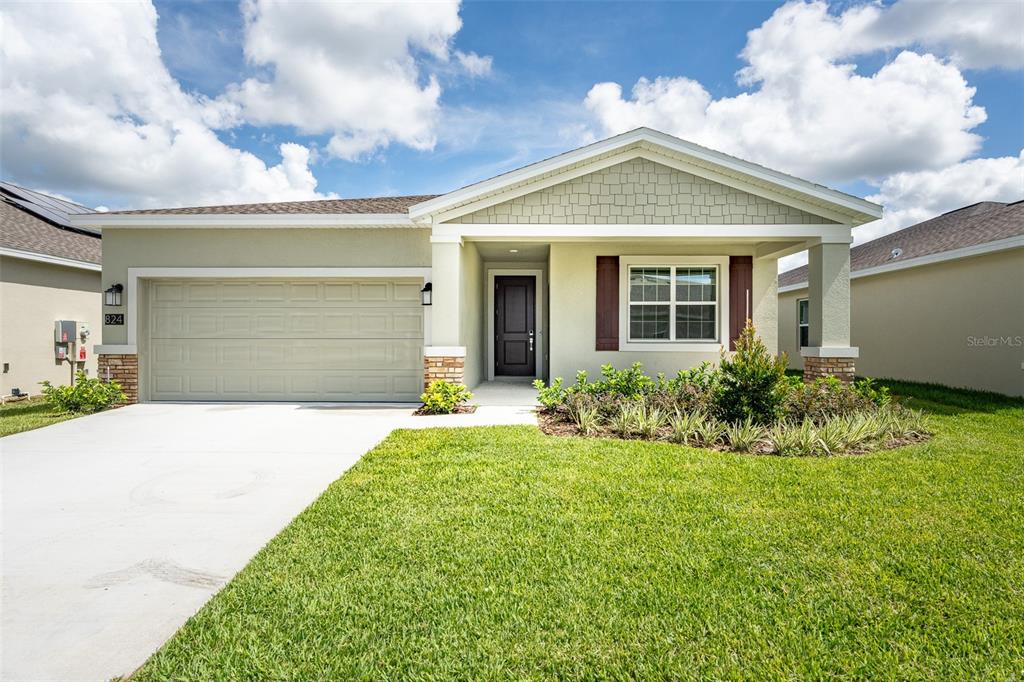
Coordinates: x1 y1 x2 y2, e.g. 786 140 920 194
147 278 423 402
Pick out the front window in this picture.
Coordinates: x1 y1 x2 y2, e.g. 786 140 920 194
628 265 719 342
798 298 809 348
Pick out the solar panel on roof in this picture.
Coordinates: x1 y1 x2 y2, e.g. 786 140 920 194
0 181 101 236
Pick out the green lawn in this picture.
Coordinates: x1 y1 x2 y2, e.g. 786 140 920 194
0 397 74 437
136 383 1023 680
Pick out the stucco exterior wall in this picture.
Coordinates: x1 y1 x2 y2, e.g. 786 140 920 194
450 159 834 225
460 242 484 388
778 248 1024 396
548 242 777 381
1 256 101 395
100 227 431 345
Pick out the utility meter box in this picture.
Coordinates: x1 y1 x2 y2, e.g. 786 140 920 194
55 320 77 344
76 321 91 340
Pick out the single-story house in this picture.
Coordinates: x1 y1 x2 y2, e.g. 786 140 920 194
778 201 1024 396
1 182 102 397
72 128 881 404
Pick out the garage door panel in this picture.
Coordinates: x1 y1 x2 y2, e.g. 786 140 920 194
148 277 424 402
149 369 420 401
153 308 422 339
151 279 423 308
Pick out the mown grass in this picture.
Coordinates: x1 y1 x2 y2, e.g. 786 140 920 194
0 397 74 437
135 383 1024 680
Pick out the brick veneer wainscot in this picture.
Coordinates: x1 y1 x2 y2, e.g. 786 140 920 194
424 355 465 390
98 354 138 404
803 356 856 384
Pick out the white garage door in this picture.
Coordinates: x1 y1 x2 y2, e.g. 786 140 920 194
147 278 423 402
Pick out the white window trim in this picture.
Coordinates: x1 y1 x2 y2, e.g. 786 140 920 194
618 256 729 353
797 298 809 348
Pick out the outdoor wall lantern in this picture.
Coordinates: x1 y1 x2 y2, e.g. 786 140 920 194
420 282 432 306
104 283 124 306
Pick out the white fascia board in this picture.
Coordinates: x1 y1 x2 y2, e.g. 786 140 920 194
777 235 1024 293
409 127 881 222
433 223 852 242
0 247 101 271
70 213 415 228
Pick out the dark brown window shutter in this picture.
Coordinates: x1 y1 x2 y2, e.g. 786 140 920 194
728 256 753 351
595 256 619 350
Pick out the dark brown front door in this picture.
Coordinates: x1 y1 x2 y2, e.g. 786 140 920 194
495 275 536 376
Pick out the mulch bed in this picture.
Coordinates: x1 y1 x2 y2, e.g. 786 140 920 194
537 410 931 455
413 404 479 416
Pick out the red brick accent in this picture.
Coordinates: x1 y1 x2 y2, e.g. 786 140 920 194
424 355 465 390
803 356 856 384
98 354 138 404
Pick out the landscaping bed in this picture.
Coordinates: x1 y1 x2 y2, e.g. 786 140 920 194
535 324 931 456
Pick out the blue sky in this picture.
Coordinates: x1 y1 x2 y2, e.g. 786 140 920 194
147 0 1023 203
2 0 1021 243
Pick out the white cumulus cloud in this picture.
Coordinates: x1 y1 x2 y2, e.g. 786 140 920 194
585 0 992 184
0 1 330 208
223 0 489 160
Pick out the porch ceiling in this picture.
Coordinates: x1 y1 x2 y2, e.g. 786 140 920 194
474 242 550 262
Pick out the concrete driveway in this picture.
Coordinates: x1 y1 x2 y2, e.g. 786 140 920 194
1 402 416 682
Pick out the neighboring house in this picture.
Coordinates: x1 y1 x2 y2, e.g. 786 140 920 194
71 128 881 404
778 201 1024 396
1 182 102 396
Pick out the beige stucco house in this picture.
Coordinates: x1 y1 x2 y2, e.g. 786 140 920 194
1 183 102 397
779 201 1024 396
72 128 881 403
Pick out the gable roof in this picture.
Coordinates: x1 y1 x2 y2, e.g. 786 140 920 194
1 183 102 267
71 128 881 228
779 200 1024 289
409 128 882 225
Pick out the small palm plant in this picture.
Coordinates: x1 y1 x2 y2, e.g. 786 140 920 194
725 417 766 453
669 410 704 445
693 416 727 448
634 405 667 440
766 422 800 456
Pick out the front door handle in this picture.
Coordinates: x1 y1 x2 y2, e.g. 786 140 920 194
529 330 534 352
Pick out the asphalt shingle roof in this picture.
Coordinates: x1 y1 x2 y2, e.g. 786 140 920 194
104 195 440 216
1 199 102 264
778 201 1024 288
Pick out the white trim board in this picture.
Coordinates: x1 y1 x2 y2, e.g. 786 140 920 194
0 247 101 272
486 269 544 381
617 256 730 354
118 267 432 348
777 236 1024 294
74 214 416 228
432 223 853 243
410 128 881 223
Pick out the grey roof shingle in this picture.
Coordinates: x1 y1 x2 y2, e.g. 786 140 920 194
1 191 102 265
104 195 440 216
778 201 1024 288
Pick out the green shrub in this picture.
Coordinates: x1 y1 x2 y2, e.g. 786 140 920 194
783 376 876 423
715 321 788 424
420 380 473 414
533 377 565 411
853 377 891 407
40 371 126 414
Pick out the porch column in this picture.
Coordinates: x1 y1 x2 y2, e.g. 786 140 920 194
801 241 858 383
424 238 466 388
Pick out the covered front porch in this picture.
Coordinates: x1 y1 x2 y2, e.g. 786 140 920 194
424 229 860 390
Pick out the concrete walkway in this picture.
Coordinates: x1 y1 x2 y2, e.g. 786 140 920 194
1 398 536 681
